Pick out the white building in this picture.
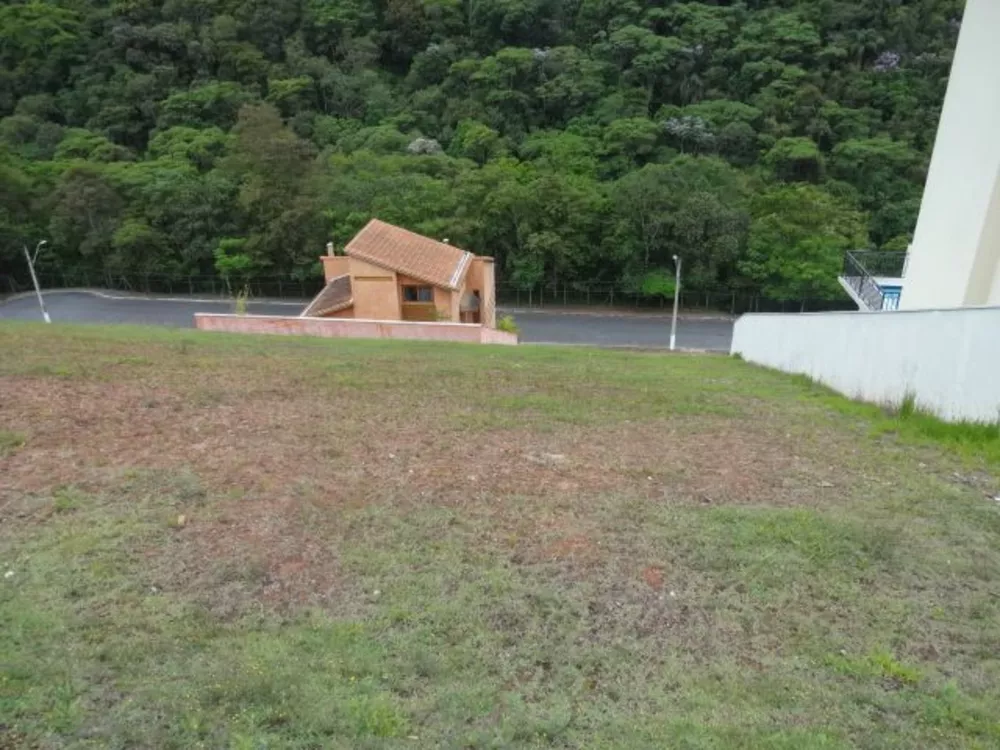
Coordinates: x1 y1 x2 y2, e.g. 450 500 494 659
839 0 1000 311
900 0 1000 309
733 0 1000 423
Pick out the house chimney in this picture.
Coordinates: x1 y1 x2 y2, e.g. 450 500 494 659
326 241 335 256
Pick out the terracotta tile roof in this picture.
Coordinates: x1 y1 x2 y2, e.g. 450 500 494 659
345 219 473 290
301 274 353 317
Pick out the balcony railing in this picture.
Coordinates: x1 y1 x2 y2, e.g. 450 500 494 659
841 251 907 311
845 251 907 278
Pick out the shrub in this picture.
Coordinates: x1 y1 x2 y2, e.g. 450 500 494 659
497 315 520 335
233 285 250 315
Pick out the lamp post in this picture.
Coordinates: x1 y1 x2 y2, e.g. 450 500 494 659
669 254 682 351
23 240 50 323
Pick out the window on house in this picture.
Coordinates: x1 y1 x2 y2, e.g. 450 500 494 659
403 286 434 302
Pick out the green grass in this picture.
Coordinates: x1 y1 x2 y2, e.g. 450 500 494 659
1 321 999 748
783 372 1000 465
0 429 26 457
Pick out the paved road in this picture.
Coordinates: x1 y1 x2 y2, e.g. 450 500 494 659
510 309 732 350
0 291 733 351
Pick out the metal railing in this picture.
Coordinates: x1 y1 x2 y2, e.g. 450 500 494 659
846 251 907 278
841 251 906 311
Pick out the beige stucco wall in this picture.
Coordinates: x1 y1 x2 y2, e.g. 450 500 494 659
465 259 483 293
350 258 399 320
322 255 350 282
436 286 458 321
479 258 496 328
462 257 496 327
324 308 354 319
902 0 1000 309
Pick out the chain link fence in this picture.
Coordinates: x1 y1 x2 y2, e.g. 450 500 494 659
1 271 324 301
497 284 856 315
0 271 856 315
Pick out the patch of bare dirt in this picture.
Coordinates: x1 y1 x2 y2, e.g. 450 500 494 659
642 566 665 590
0 366 847 613
1 374 830 509
148 494 357 619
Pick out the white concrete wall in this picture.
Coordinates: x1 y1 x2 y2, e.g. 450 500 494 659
902 0 1000 309
730 308 1000 423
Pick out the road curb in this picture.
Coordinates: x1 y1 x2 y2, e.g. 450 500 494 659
0 288 305 307
521 341 726 353
500 307 735 322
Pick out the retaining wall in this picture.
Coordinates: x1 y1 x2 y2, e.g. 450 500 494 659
730 306 1000 423
194 313 518 345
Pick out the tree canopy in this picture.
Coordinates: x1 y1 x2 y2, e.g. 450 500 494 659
0 0 961 300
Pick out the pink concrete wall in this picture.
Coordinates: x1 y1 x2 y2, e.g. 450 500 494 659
481 326 518 345
194 314 518 345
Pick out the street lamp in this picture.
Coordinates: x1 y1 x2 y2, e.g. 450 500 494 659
669 254 682 351
23 240 50 323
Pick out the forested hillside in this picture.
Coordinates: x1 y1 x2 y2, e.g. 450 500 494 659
0 0 962 301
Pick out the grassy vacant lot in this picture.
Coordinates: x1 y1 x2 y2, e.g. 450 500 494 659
1 322 999 749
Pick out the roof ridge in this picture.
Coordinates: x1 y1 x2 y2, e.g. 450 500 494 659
344 219 473 290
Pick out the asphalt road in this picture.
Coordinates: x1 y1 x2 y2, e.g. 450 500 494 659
0 291 733 351
510 309 733 350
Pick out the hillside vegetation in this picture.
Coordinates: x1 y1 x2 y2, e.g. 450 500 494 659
1 0 961 301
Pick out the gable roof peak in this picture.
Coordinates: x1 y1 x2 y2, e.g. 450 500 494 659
345 219 473 290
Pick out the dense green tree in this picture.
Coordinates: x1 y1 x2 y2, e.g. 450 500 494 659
0 1 83 111
764 137 824 183
224 104 326 276
740 185 868 305
610 157 750 289
0 152 40 266
450 120 507 165
0 0 963 304
47 167 124 274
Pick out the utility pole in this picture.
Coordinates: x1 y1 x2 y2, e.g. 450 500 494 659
23 240 50 323
669 254 682 351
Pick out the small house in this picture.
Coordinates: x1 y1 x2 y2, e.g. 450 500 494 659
302 219 496 327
